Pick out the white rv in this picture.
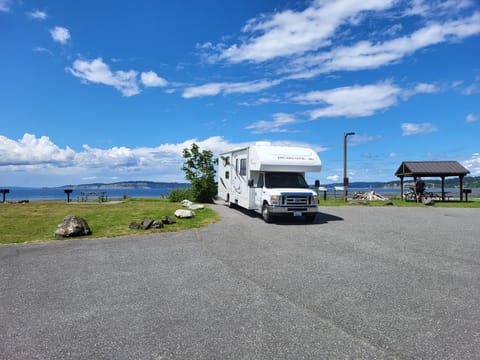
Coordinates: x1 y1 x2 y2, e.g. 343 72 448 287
217 143 322 222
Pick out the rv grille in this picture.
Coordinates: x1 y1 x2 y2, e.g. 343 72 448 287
283 195 310 206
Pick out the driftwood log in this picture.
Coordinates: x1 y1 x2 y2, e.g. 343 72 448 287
352 191 388 201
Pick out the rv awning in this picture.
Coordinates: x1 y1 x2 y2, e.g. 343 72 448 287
395 161 470 201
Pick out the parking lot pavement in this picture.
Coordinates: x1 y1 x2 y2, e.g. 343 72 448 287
1 204 479 359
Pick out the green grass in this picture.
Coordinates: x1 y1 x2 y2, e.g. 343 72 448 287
0 198 220 244
318 197 480 207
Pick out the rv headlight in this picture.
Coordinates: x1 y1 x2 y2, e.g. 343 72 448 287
270 195 281 205
312 195 318 204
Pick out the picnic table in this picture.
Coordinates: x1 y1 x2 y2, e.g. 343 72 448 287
79 191 108 202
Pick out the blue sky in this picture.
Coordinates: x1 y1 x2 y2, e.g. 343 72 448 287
1 0 479 187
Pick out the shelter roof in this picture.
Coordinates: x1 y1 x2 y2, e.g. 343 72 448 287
395 161 470 178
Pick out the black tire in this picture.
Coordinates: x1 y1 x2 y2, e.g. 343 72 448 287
226 194 234 208
262 204 272 223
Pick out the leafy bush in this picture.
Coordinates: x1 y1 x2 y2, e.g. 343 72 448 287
167 188 194 202
181 143 217 203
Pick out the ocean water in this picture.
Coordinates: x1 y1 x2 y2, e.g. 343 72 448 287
1 186 188 201
1 185 477 202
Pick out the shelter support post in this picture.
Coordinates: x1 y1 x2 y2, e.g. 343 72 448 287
459 175 464 201
441 176 445 201
399 176 404 200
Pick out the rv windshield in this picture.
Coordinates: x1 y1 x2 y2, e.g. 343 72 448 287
264 172 309 189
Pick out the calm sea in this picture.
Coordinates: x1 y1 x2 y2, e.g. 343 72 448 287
2 186 188 201
2 185 477 201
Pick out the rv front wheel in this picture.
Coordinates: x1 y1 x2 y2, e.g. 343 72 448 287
262 204 272 223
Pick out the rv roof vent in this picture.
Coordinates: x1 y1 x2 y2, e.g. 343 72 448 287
255 141 271 146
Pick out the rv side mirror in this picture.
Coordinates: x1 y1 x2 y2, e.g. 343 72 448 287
314 180 320 187
248 179 254 187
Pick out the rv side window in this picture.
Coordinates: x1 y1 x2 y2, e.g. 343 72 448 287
225 171 229 179
240 159 247 176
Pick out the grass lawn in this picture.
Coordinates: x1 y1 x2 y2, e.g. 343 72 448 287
0 198 220 244
319 198 480 207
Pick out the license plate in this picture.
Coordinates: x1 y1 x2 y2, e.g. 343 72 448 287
293 211 302 217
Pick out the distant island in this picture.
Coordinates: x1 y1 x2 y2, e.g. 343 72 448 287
326 175 480 189
52 181 190 190
52 176 480 190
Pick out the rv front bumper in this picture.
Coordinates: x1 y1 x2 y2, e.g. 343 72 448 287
268 205 318 216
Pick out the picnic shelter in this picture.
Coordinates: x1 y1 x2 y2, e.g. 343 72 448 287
395 161 470 201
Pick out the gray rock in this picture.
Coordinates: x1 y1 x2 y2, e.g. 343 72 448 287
424 198 435 206
150 220 164 229
162 216 176 225
174 209 195 218
189 204 205 210
141 217 154 230
54 215 91 238
181 199 193 208
129 221 141 230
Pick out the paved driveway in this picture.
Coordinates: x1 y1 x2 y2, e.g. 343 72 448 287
1 204 479 359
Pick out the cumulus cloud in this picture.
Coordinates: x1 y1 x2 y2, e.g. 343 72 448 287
140 71 168 87
50 26 71 44
69 58 140 96
0 134 327 186
401 122 438 136
0 134 75 166
463 153 480 175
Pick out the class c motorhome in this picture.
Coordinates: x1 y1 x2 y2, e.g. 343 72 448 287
217 142 322 222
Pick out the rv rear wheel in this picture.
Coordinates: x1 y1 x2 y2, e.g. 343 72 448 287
226 194 234 208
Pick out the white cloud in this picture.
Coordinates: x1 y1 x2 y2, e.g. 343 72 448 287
327 175 340 182
50 26 71 44
297 81 401 119
0 0 12 12
182 79 281 98
218 0 394 63
69 58 140 96
414 83 438 94
140 71 168 87
401 122 438 136
0 133 328 186
245 113 301 134
33 47 53 56
28 10 47 20
466 113 478 123
463 153 480 175
0 134 75 166
285 12 480 79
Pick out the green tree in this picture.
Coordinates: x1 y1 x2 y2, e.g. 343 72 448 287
181 143 217 203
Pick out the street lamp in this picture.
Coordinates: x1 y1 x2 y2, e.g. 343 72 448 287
343 132 355 202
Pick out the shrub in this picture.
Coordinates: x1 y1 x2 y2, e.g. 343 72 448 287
167 188 194 202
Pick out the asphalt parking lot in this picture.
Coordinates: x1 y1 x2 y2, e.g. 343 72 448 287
1 204 479 359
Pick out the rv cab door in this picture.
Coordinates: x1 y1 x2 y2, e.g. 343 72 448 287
253 173 264 210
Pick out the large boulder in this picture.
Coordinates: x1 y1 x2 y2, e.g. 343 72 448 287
54 215 91 238
174 209 195 218
140 217 155 230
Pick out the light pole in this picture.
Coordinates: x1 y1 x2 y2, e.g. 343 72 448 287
343 132 355 202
